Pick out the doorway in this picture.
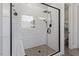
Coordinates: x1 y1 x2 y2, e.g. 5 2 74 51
64 4 70 56
64 4 69 48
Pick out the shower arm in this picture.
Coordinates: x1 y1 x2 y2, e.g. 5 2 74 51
48 11 52 28
50 12 52 24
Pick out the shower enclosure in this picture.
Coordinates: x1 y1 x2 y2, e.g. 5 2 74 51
10 3 60 56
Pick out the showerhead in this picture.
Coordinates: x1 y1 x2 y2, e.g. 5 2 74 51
13 8 18 16
14 12 18 16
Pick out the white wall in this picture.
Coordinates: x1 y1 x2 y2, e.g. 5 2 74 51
0 3 2 56
68 4 79 49
69 4 78 49
72 4 79 49
2 3 10 56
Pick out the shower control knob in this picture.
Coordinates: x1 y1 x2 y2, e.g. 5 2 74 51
47 28 51 34
49 24 52 27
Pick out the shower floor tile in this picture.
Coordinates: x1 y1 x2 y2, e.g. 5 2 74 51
24 44 56 56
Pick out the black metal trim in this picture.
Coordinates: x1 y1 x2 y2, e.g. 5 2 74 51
50 51 60 56
41 3 61 56
41 3 60 10
10 3 12 56
59 9 61 53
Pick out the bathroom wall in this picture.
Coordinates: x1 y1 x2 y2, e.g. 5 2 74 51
68 4 78 49
70 4 79 49
0 3 2 56
2 3 10 56
12 3 47 49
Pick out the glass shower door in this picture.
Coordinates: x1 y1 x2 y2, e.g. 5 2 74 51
11 3 60 56
47 6 60 55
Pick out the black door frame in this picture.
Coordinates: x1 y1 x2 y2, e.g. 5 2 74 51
10 3 12 56
41 3 60 56
10 3 60 56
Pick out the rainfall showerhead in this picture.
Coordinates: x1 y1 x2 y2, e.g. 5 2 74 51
14 12 18 16
43 10 51 13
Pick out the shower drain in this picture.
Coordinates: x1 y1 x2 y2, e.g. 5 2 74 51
38 50 41 53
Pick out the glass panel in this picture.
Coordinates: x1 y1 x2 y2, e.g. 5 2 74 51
12 3 59 56
47 7 59 55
